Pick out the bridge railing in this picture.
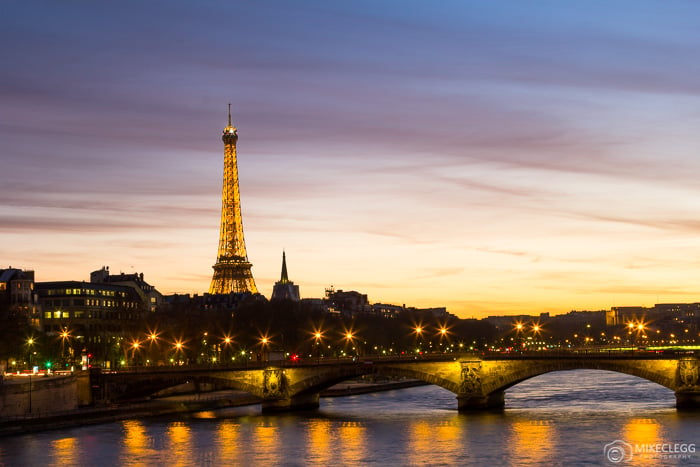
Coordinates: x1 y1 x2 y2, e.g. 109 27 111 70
106 353 467 373
480 348 699 360
104 348 698 374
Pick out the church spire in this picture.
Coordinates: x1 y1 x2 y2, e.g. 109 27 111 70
280 250 289 284
271 250 300 302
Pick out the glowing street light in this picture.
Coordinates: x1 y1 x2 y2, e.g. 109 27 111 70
343 329 356 345
436 323 450 339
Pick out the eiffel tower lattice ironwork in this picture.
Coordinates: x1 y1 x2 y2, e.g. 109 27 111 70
208 105 258 294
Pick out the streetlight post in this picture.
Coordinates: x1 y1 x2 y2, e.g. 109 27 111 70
314 331 322 363
27 338 34 415
131 341 141 368
413 325 424 355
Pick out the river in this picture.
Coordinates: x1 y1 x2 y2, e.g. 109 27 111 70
1 370 699 466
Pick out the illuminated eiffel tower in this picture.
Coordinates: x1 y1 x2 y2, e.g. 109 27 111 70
208 105 258 294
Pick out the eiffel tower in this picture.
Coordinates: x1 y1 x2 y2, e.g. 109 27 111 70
208 105 258 294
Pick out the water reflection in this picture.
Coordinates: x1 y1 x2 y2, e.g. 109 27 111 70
216 420 239 463
122 419 149 464
408 420 435 464
623 418 661 466
510 419 554 465
253 422 280 464
408 418 463 465
337 421 366 465
166 422 192 467
51 436 78 466
306 419 332 466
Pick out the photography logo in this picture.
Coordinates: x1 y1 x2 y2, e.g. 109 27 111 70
604 439 696 463
604 440 633 463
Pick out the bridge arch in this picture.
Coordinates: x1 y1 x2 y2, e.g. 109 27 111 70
99 369 266 402
286 362 462 398
483 359 677 396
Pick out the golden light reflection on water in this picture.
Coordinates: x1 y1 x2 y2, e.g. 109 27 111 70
122 419 148 462
216 420 239 463
510 420 554 465
166 422 192 467
407 419 463 465
337 421 367 465
306 419 332 466
622 418 661 466
254 423 280 464
51 436 78 465
408 420 433 462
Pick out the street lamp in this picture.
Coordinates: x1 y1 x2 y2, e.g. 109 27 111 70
172 340 185 365
342 329 358 358
412 325 425 355
259 335 270 362
147 330 159 344
26 338 35 414
130 341 142 366
221 335 233 364
59 329 73 370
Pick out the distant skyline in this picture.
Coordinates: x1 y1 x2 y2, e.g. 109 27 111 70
3 1 700 318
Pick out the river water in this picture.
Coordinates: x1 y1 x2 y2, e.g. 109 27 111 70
1 370 699 466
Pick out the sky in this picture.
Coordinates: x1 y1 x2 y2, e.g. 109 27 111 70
3 1 700 318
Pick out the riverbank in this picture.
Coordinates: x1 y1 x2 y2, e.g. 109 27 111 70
0 379 426 437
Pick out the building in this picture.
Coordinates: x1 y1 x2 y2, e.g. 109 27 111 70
209 105 258 295
372 303 404 319
607 306 649 326
35 268 162 367
270 251 300 302
0 267 39 328
36 280 146 366
90 266 163 312
325 288 370 316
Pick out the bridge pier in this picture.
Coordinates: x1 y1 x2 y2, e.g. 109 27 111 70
262 393 320 413
457 391 505 411
675 392 700 410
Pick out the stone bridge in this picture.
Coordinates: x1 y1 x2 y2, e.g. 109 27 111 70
93 352 700 412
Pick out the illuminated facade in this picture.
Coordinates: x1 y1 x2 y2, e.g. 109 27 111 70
36 280 145 366
209 105 258 295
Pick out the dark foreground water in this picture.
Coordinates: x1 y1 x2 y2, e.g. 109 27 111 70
1 370 699 466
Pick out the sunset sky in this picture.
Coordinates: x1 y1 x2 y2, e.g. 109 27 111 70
3 1 700 318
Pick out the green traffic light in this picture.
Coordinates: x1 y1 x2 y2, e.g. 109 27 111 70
45 361 52 368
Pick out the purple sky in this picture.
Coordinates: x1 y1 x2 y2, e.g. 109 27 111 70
3 1 700 317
